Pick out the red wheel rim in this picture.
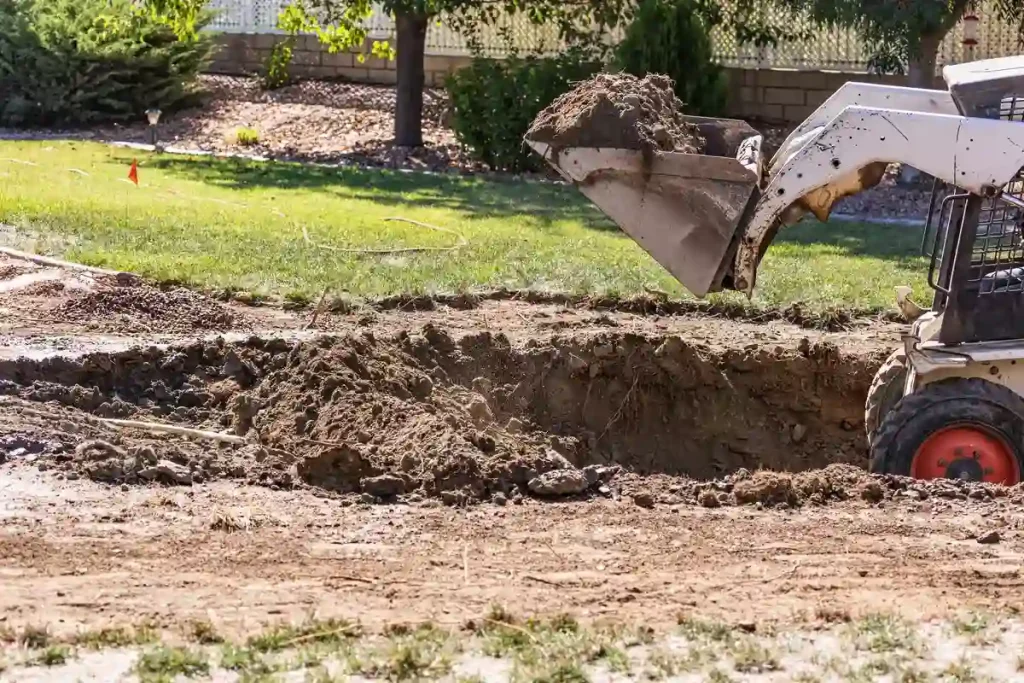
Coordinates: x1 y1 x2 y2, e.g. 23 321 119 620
911 425 1020 484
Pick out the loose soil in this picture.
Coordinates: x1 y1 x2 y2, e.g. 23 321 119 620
527 73 704 156
7 253 1022 664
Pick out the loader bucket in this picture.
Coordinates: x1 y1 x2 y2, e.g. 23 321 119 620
526 117 763 297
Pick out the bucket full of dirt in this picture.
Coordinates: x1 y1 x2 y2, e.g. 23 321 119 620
525 73 764 297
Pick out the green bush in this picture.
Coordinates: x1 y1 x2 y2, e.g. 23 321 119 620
614 0 727 116
0 0 215 127
447 49 601 172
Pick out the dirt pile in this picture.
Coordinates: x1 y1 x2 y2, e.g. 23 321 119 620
1 328 886 502
51 282 245 334
526 73 703 156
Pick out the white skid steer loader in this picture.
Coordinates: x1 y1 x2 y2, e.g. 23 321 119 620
527 55 1024 486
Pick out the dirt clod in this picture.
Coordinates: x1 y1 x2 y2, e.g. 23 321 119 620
526 73 703 157
528 469 590 497
977 530 1001 544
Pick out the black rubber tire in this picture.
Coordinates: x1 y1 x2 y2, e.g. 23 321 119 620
869 378 1024 482
864 348 907 440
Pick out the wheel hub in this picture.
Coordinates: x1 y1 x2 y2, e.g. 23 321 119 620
911 425 1019 485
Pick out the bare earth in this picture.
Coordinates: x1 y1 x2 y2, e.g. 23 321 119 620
5 253 1024 681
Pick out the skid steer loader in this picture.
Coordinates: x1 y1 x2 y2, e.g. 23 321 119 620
527 55 1024 486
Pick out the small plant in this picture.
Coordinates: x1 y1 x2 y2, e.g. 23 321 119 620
235 127 260 147
348 623 456 680
678 616 734 643
447 48 601 172
135 646 209 682
261 37 295 89
247 617 358 653
30 645 73 667
18 625 51 649
73 625 155 649
729 638 781 673
188 619 223 644
849 614 918 653
941 657 981 683
220 644 276 675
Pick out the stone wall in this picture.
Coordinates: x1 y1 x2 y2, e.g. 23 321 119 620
208 33 940 124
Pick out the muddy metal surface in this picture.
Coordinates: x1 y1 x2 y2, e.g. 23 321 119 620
8 254 1024 681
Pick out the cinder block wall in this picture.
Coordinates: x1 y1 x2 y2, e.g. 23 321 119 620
208 34 936 124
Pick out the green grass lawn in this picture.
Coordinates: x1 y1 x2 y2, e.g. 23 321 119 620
0 140 929 312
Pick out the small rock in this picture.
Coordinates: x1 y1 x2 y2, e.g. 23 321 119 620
359 493 378 505
120 483 130 492
858 480 885 503
138 459 192 485
698 489 721 508
528 469 589 497
791 424 807 444
736 622 757 634
593 343 616 359
441 490 465 507
977 530 1002 544
505 417 524 433
567 355 588 373
632 492 655 509
360 474 406 498
491 492 507 506
467 397 493 423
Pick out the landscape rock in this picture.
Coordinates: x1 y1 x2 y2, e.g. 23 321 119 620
528 469 589 497
360 474 407 498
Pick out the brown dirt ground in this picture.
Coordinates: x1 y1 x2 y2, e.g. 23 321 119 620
5 253 1022 641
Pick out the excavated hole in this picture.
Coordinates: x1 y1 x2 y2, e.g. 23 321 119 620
0 328 887 504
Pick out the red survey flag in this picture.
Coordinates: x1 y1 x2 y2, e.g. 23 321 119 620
128 159 139 185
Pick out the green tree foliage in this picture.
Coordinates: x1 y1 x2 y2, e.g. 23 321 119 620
778 0 1024 85
0 0 215 127
274 0 634 147
447 48 600 172
615 0 728 117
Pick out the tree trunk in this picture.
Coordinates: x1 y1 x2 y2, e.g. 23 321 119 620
907 32 942 89
394 12 428 148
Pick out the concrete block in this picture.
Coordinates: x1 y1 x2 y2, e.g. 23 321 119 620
337 67 371 82
782 104 815 122
291 50 322 66
763 87 805 106
322 51 354 68
365 68 398 84
756 69 802 88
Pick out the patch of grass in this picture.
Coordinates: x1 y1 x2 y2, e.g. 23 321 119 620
0 141 929 312
187 619 224 645
677 616 734 643
347 623 457 681
602 645 631 673
729 638 781 673
72 624 157 649
848 614 919 653
940 657 984 683
235 127 260 147
27 645 74 667
708 669 737 683
247 617 359 653
219 644 277 675
950 612 999 645
135 646 209 682
18 624 51 649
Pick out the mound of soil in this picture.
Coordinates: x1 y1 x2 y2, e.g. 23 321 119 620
1 327 883 503
51 283 243 334
526 73 704 156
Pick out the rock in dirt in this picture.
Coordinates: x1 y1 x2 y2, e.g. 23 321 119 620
977 530 1001 544
698 489 722 508
138 459 193 485
528 469 589 497
632 491 655 509
360 474 406 498
526 73 703 157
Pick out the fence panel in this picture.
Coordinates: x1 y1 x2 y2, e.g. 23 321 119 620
205 0 1024 72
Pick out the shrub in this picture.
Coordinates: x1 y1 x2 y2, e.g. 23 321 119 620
0 0 215 127
447 49 601 172
614 0 727 117
234 127 260 146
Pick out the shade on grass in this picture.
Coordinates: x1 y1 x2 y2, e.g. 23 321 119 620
0 141 928 312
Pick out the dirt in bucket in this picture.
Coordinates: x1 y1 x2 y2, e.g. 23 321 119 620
526 73 704 155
